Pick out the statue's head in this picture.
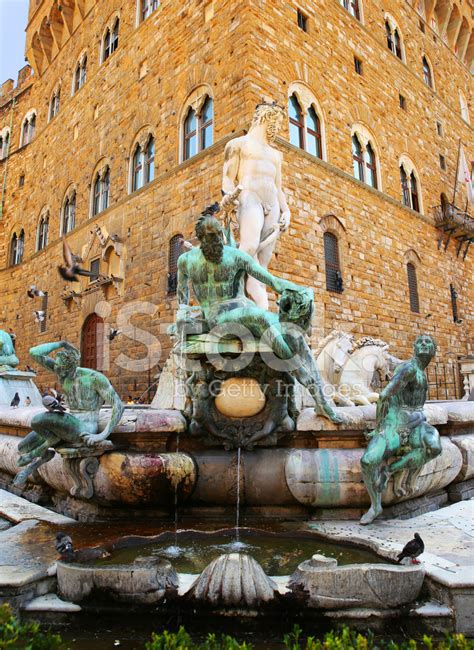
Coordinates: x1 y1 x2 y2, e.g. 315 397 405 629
413 334 436 361
252 101 285 141
195 207 224 264
55 347 80 377
278 287 314 332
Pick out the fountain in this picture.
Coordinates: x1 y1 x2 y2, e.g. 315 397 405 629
0 102 473 636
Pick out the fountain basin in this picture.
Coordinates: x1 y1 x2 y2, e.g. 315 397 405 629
290 555 425 609
57 557 178 605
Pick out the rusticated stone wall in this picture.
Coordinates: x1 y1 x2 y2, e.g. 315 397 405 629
0 0 472 400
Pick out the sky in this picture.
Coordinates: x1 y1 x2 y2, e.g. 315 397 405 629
0 0 30 85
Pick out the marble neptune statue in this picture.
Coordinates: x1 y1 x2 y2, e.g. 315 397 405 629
360 334 442 525
221 101 290 309
177 212 344 424
14 341 124 486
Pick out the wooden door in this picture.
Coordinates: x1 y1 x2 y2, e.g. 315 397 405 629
81 314 104 369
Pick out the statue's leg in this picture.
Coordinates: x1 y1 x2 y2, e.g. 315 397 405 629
30 412 87 445
388 424 440 474
360 433 390 525
253 203 280 309
18 432 60 466
238 195 268 309
13 448 56 487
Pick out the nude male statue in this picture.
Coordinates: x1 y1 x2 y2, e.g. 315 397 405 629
360 335 442 525
221 102 290 309
0 330 19 371
177 213 344 424
14 341 124 486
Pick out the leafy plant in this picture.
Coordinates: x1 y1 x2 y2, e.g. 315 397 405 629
145 626 252 650
0 604 66 650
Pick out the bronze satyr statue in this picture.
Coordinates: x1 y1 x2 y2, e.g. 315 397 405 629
177 213 344 425
14 341 123 486
360 334 442 525
0 330 19 372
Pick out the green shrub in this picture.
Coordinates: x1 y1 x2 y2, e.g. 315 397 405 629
145 626 252 650
0 604 66 650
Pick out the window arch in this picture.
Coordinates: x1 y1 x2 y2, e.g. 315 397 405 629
406 262 420 313
323 232 343 293
167 234 183 294
139 0 159 24
48 87 60 121
351 126 379 189
10 230 25 266
399 156 422 213
0 129 10 160
91 166 110 216
287 83 325 160
459 90 470 124
73 53 87 94
61 190 76 235
20 111 36 147
384 15 404 60
422 56 433 89
102 17 119 62
181 88 214 162
37 210 49 251
130 132 155 192
340 0 361 21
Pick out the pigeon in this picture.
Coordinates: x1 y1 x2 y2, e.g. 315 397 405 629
27 285 45 299
55 532 74 561
34 310 46 323
25 397 31 407
108 328 121 341
178 236 194 251
10 392 20 408
42 394 66 414
24 365 36 374
397 532 424 564
58 240 98 282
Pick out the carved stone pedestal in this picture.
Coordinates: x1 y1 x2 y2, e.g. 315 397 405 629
57 441 114 499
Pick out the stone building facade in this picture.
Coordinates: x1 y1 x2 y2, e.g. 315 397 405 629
0 0 472 400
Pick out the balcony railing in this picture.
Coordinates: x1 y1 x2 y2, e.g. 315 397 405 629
433 203 474 259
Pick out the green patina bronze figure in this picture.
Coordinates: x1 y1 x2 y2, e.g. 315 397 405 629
177 213 344 426
14 341 124 486
0 330 19 371
360 334 442 525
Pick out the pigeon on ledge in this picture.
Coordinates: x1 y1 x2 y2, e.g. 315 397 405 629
397 532 424 564
43 395 66 414
55 532 74 561
10 393 20 408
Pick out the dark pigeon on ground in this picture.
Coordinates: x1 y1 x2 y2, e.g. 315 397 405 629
10 393 20 408
55 532 74 561
397 532 424 564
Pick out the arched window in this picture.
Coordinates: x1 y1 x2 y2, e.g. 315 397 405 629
140 0 159 23
81 314 104 370
385 19 403 60
365 143 377 188
74 55 87 93
62 192 76 234
131 135 155 191
352 135 364 181
10 230 25 266
167 234 183 294
0 131 8 160
289 94 305 149
422 56 433 88
102 19 119 62
459 91 470 124
0 137 3 160
324 232 343 293
48 88 60 121
340 0 360 21
37 213 49 251
306 106 322 158
92 168 110 216
182 95 214 161
406 262 420 313
21 113 36 146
